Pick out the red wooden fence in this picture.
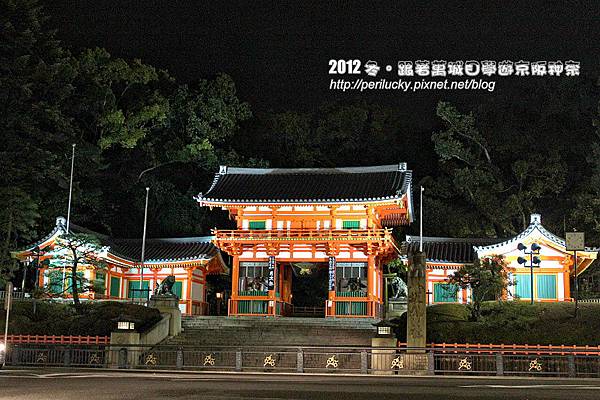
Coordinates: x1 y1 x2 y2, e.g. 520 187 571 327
5 335 110 345
398 342 600 355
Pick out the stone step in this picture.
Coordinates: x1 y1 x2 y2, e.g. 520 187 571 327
182 316 377 324
181 319 377 329
163 316 377 348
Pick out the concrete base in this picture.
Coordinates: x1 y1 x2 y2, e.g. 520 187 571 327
387 299 407 318
403 352 430 375
149 295 182 336
109 331 141 367
371 337 397 375
109 313 173 367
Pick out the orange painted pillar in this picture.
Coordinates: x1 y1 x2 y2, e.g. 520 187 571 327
367 255 374 297
106 269 111 298
89 268 96 299
38 268 45 288
230 255 239 316
367 255 376 317
377 263 383 301
186 267 193 315
231 255 239 298
563 269 571 300
121 274 126 299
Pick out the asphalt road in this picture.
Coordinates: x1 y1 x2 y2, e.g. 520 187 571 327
2 369 600 399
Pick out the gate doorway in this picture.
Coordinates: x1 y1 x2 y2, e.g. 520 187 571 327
290 263 328 317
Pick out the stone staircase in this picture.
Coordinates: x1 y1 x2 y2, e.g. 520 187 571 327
161 316 378 347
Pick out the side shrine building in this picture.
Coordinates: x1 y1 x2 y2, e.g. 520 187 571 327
14 217 227 315
403 214 597 304
195 163 414 318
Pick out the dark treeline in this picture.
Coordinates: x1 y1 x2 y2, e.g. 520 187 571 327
2 1 600 280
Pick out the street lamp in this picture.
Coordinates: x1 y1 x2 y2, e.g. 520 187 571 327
3 282 13 369
517 242 541 305
139 187 150 303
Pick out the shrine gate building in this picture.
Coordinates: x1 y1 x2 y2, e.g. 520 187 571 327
196 163 413 318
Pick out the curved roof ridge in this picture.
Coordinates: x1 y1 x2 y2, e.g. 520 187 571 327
223 164 405 175
406 235 504 244
197 163 412 206
110 236 215 244
474 215 597 252
474 224 535 252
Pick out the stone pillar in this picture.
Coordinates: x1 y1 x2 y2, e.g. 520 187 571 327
407 251 427 350
109 331 140 368
149 295 182 336
405 251 429 374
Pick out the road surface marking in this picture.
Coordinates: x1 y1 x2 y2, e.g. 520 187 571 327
461 384 600 390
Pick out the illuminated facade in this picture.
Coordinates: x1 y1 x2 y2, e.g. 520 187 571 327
196 164 413 318
403 214 597 304
14 217 227 315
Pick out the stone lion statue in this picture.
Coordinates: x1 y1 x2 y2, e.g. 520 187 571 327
155 275 177 297
343 277 367 292
249 276 266 291
390 276 408 299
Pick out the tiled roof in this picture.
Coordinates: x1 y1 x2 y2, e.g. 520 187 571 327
197 164 412 204
107 237 218 263
403 235 505 263
18 217 219 264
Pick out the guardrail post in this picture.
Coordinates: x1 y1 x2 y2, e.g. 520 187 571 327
427 351 435 375
118 348 128 369
360 351 368 374
235 350 242 372
296 350 304 373
63 347 71 367
495 353 503 376
568 354 576 377
12 346 20 366
176 347 184 370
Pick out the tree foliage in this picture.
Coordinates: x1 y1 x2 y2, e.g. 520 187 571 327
446 255 510 321
2 0 600 293
430 101 568 237
45 233 106 311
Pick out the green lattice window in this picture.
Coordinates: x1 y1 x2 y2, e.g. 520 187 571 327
67 272 84 294
48 270 63 294
173 281 183 298
249 220 266 230
537 274 557 299
94 271 106 293
342 220 361 229
128 280 150 299
239 290 268 296
433 283 459 303
514 273 532 299
110 277 121 297
335 301 368 316
238 300 269 314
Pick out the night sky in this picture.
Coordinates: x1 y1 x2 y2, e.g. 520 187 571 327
44 1 599 122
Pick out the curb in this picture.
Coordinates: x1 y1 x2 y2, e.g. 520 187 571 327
4 367 600 382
